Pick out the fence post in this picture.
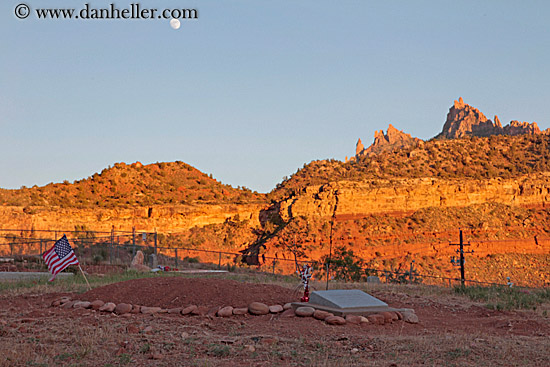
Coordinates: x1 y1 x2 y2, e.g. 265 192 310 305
132 227 136 257
175 248 178 268
218 252 221 269
154 232 157 256
40 239 43 256
110 228 114 265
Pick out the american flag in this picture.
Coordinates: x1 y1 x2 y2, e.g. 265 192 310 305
43 235 79 281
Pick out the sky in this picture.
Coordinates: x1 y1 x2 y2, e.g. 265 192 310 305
2 1 549 193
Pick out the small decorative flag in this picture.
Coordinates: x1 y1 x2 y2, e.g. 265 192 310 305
43 234 79 281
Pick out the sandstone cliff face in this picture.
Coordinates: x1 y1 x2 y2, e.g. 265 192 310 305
0 203 263 234
279 174 550 221
356 124 421 157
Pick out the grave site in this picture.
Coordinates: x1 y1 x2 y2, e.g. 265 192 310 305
1 99 550 366
0 267 549 367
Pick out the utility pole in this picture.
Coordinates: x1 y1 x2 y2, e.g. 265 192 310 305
326 191 339 291
450 229 474 286
326 216 334 291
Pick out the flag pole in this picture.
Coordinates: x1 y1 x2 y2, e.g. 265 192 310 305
78 264 91 290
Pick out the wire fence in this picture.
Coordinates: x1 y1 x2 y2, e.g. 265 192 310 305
0 228 547 288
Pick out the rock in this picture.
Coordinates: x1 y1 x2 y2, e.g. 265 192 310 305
131 264 151 272
73 301 91 309
150 352 163 360
140 306 162 315
217 306 234 317
126 324 140 334
359 316 369 324
99 302 116 312
438 98 502 139
325 316 346 325
131 305 141 314
313 310 333 320
244 345 256 353
355 138 364 155
115 303 132 315
401 310 419 324
295 307 315 317
283 303 292 310
232 307 249 315
358 124 421 157
19 318 36 323
269 305 283 313
51 300 61 307
130 250 145 267
90 300 105 310
130 250 151 272
167 308 182 314
280 309 295 317
345 315 362 325
192 306 209 316
207 307 220 317
261 336 279 345
248 302 269 315
380 312 394 323
504 120 542 136
394 311 403 320
367 314 385 325
181 305 198 315
62 300 76 309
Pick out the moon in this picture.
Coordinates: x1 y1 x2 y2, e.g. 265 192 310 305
170 18 181 30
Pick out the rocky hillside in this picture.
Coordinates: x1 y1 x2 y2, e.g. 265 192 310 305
2 98 550 286
0 161 266 240
251 98 550 286
0 161 265 209
272 133 550 200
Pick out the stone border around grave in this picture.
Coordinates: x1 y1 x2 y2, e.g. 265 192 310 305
50 297 419 326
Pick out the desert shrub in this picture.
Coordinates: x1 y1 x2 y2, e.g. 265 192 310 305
183 256 200 263
321 246 366 282
384 262 423 284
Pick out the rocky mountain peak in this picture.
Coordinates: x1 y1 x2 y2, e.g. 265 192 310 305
356 124 421 157
436 98 548 139
504 120 542 136
437 97 499 139
355 138 364 155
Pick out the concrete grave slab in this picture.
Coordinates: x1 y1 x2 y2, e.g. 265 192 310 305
310 290 388 309
291 289 413 316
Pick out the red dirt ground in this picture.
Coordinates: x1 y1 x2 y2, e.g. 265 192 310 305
1 276 549 366
79 277 296 309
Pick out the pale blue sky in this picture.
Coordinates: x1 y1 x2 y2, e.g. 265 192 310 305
2 1 549 192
